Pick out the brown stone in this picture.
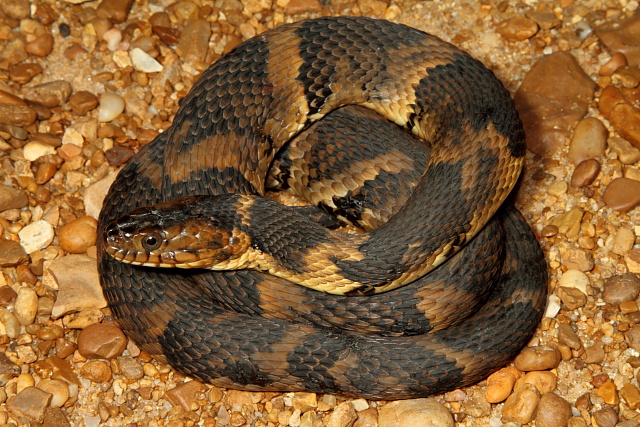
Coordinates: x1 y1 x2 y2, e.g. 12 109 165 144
104 144 135 166
165 380 208 411
26 33 54 57
0 103 37 126
609 102 640 149
176 19 211 65
535 393 572 427
557 286 587 310
378 398 453 427
496 16 538 41
597 380 619 405
9 62 43 84
570 159 600 187
0 184 28 212
80 360 112 383
77 323 128 359
600 52 628 76
0 239 28 266
24 80 72 108
592 406 618 427
568 117 608 165
621 383 640 410
557 323 582 349
58 216 98 254
95 0 134 23
69 91 98 116
0 0 30 19
6 386 52 422
603 273 640 304
602 177 640 212
514 52 596 156
599 85 627 118
519 371 557 395
502 384 540 423
514 346 562 371
485 366 521 403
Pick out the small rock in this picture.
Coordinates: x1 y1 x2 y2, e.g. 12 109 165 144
6 386 52 422
23 141 57 161
36 379 69 408
559 247 594 272
46 355 80 385
592 406 618 427
621 383 640 410
558 270 589 294
600 52 628 76
609 137 640 164
0 104 37 126
176 19 211 65
502 384 540 423
583 340 606 364
596 13 640 67
130 48 163 73
165 380 208 411
284 0 323 15
9 62 43 84
58 216 98 254
0 0 30 19
327 401 358 427
550 208 583 238
535 393 572 427
598 380 619 405
602 177 640 212
292 393 318 412
514 346 562 371
518 371 557 395
104 144 135 166
84 172 118 219
26 33 54 57
14 287 38 326
378 398 452 427
69 91 98 116
98 92 126 122
526 9 561 30
0 184 28 212
42 407 71 427
557 287 587 310
117 356 144 380
80 360 112 383
570 159 600 187
609 102 640 149
568 117 608 164
77 323 127 359
496 16 538 41
96 0 133 22
514 52 596 156
353 407 378 427
18 220 55 254
604 273 640 304
24 80 72 107
485 366 520 403
46 255 107 318
557 323 581 349
626 250 640 274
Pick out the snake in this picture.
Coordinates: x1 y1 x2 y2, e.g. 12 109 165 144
97 16 547 399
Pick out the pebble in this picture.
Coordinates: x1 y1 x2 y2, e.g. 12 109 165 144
584 340 606 364
0 308 22 338
568 117 608 164
602 177 640 212
609 102 640 149
26 33 55 57
83 172 118 219
570 159 600 187
14 286 38 326
46 255 107 318
284 0 323 15
609 137 640 164
24 80 72 107
518 371 557 395
557 286 587 310
626 249 640 274
69 91 98 116
37 379 69 408
23 141 57 161
117 356 144 380
495 16 538 41
10 62 43 84
550 207 583 238
0 104 37 126
58 216 98 254
603 273 640 304
176 19 211 65
165 380 207 411
600 52 628 76
98 92 126 122
621 383 640 410
43 407 71 427
77 323 127 359
535 393 572 427
502 384 540 423
626 325 640 351
18 220 55 254
80 360 112 383
292 393 317 412
95 0 134 23
558 269 589 294
104 144 135 166
485 366 520 403
377 399 453 427
0 0 30 19
130 47 163 73
0 184 28 212
598 379 620 405
592 406 618 427
514 346 562 371
514 52 596 156
327 401 357 427
103 28 123 52
557 323 582 349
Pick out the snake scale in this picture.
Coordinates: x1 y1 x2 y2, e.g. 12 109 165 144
97 16 547 399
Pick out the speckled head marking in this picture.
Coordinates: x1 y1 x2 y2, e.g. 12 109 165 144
97 16 546 399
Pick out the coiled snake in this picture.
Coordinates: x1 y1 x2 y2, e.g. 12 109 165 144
97 16 547 399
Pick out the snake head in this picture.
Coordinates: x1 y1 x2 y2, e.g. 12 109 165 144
103 195 252 269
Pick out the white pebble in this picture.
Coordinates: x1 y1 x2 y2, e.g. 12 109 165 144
130 47 163 73
544 295 562 318
558 269 589 294
22 142 56 161
18 220 55 254
103 28 122 51
98 92 126 122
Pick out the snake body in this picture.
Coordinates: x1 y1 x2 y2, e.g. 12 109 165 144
98 17 547 399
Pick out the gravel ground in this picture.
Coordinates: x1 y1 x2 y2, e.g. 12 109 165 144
1 0 640 426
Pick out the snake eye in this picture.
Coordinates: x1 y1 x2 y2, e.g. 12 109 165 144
141 231 163 252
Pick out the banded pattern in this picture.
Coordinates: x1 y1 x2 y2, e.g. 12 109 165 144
98 17 546 399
